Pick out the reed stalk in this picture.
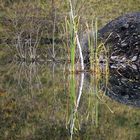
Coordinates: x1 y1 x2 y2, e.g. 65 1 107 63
68 0 84 72
52 0 56 59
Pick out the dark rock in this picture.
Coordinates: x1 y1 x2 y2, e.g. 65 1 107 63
130 24 136 29
121 42 128 47
81 12 140 66
121 23 129 30
98 12 140 61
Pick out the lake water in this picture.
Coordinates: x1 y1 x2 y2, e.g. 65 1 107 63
0 60 140 140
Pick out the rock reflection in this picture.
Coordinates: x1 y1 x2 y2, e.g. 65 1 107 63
107 64 140 107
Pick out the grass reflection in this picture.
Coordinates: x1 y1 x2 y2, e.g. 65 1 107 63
67 63 111 139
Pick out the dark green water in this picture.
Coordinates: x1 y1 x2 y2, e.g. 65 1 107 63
0 61 140 140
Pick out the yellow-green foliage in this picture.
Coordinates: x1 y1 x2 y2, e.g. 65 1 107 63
74 0 140 28
1 0 140 36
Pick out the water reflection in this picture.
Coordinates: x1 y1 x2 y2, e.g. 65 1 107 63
0 62 140 139
67 72 110 139
67 73 84 139
107 65 140 107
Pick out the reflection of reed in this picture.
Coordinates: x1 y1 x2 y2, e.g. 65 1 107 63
16 62 43 94
1 62 43 95
69 73 84 139
67 65 113 139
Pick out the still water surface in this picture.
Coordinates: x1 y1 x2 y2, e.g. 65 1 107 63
0 61 140 140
